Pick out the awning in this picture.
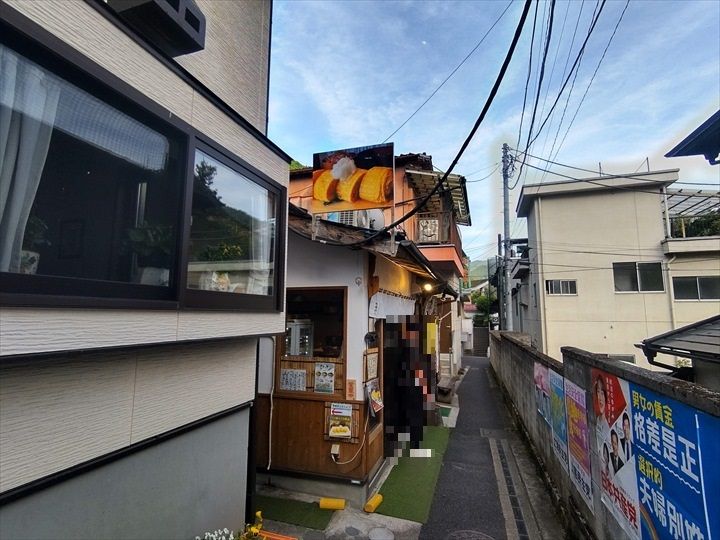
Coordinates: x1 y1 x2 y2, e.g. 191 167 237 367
636 315 720 364
288 204 441 283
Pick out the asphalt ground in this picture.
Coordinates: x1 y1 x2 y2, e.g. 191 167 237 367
420 356 563 540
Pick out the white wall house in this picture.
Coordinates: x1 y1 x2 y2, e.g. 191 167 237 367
512 170 720 370
0 1 289 538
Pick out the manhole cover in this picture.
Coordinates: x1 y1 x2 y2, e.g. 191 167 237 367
445 531 496 540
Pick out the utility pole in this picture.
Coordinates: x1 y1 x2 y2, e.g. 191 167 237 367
501 143 514 331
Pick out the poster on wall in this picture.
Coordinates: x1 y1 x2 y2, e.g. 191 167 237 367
534 362 551 424
365 350 379 381
314 362 335 394
565 379 594 512
328 402 353 439
310 143 394 214
591 370 640 539
629 384 720 540
549 369 569 472
280 368 307 392
366 378 384 415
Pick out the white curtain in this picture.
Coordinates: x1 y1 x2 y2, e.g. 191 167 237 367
247 194 274 295
0 45 60 272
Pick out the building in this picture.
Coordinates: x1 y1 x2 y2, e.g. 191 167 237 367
289 152 470 379
254 205 442 505
0 1 289 538
511 170 719 369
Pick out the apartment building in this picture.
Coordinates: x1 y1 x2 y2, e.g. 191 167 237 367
511 170 719 369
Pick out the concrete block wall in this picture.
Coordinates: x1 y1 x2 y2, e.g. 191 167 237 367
489 331 720 540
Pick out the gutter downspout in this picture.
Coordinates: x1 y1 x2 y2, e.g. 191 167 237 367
665 255 678 367
537 199 549 353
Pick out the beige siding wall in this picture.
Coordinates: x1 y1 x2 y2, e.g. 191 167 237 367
0 308 284 356
0 340 256 492
522 206 544 351
176 0 270 133
5 0 287 185
536 190 671 367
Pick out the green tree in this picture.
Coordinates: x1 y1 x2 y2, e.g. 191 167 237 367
289 159 306 171
671 211 720 238
471 289 496 326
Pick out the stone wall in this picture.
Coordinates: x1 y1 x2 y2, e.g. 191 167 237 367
490 331 720 539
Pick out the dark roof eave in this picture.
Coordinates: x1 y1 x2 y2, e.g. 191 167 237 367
665 110 720 164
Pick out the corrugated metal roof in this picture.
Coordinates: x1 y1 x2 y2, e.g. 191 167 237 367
638 315 720 363
666 189 720 218
405 169 471 226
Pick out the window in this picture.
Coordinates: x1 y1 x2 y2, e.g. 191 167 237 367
0 32 286 311
613 262 664 292
545 279 577 295
673 276 720 300
0 41 184 302
278 288 347 397
184 145 281 309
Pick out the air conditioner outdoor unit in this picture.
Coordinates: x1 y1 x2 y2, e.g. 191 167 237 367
107 0 206 57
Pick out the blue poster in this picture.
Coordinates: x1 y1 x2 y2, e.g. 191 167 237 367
549 369 569 472
629 384 720 540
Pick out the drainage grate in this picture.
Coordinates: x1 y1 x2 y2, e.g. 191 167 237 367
444 531 496 540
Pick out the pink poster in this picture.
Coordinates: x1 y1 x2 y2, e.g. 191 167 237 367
565 378 593 512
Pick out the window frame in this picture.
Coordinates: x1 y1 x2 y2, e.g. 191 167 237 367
612 261 665 293
545 279 578 296
672 276 720 301
0 17 286 312
181 139 286 312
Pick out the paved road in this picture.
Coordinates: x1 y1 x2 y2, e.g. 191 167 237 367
420 356 563 540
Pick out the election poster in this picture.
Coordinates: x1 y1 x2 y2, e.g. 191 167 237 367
534 361 551 424
549 369 569 472
565 378 593 512
592 369 640 539
630 384 720 540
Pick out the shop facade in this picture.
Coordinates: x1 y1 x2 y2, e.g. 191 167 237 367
255 207 440 505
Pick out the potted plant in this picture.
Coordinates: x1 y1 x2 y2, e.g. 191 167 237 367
126 222 174 286
20 215 51 274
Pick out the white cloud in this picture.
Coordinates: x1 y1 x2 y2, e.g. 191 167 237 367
269 0 720 257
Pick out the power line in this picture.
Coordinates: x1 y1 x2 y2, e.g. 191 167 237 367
381 0 515 143
520 0 557 179
537 1 589 183
510 148 719 187
524 0 608 151
465 166 500 183
515 0 542 154
464 163 501 177
514 160 689 195
515 0 605 186
311 0 534 248
534 0 571 168
549 0 630 168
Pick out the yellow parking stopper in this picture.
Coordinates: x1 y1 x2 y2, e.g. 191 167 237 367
363 493 383 513
319 497 345 510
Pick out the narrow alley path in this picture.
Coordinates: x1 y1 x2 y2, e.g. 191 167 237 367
420 356 564 540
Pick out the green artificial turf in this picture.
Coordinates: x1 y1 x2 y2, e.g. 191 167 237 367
255 494 334 530
376 425 450 523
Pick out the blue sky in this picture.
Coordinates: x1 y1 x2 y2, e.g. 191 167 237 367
268 0 720 262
